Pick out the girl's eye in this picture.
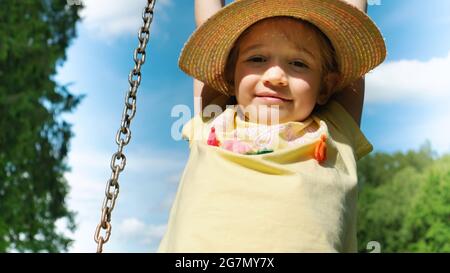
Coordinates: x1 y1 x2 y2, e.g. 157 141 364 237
291 61 309 69
247 56 266 63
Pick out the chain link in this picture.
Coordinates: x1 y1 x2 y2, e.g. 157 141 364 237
94 0 156 253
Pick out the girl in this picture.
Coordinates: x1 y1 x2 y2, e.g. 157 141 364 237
158 0 386 252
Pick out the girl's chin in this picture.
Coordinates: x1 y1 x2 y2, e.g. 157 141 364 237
242 110 290 125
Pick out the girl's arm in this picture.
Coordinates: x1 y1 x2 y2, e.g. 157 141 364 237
195 0 225 27
193 0 225 115
332 0 368 127
343 0 367 12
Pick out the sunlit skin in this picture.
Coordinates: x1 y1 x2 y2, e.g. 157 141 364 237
234 17 338 125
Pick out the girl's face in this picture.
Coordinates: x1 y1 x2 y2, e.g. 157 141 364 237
233 18 337 124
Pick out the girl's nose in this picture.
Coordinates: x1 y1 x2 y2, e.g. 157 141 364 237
262 66 288 87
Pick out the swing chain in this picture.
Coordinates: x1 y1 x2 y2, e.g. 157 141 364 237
94 0 156 253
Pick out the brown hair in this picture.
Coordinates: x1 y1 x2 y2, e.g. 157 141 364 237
224 16 339 96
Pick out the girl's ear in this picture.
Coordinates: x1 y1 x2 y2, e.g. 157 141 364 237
317 72 341 105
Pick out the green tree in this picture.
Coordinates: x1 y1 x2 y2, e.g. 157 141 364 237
357 141 450 252
357 166 423 252
357 140 436 188
400 155 450 252
0 0 83 252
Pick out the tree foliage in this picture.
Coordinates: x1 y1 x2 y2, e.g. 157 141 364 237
0 0 83 252
401 155 450 252
357 141 450 252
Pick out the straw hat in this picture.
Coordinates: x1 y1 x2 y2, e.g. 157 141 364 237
179 0 386 96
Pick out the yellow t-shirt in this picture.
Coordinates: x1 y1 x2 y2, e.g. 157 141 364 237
157 99 373 253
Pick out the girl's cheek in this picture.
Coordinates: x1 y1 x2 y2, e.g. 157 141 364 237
290 84 319 103
239 74 260 89
291 79 313 93
239 65 256 76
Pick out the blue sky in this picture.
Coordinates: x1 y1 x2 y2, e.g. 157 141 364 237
55 0 450 252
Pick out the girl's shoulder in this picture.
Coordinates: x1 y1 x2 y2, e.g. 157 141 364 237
313 100 373 161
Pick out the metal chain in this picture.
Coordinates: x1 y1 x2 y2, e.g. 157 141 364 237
94 0 156 253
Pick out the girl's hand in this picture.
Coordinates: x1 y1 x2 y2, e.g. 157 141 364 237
195 0 225 27
343 0 367 12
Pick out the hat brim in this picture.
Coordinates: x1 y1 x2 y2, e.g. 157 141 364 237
179 0 387 95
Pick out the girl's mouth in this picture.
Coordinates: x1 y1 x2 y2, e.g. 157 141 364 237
255 93 292 103
256 96 287 103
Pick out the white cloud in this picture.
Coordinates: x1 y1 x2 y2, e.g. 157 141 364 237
364 52 450 156
117 218 166 245
62 146 185 252
80 0 173 39
61 150 113 252
366 51 450 103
